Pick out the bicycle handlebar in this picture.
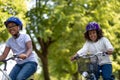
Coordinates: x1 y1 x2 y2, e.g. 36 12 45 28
0 55 19 71
74 52 108 60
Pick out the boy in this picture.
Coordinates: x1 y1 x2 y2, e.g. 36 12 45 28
0 16 38 80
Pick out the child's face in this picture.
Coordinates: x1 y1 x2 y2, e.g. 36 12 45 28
88 30 97 42
7 22 19 36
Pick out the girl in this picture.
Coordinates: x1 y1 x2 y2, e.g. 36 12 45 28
71 22 114 80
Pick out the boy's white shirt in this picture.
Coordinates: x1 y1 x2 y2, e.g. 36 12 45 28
77 37 114 65
6 33 38 64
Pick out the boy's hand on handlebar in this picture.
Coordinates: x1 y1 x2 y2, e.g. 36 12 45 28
18 54 28 60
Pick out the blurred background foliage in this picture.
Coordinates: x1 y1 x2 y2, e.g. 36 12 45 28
0 0 120 80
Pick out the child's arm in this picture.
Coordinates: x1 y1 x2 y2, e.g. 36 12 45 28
18 41 32 59
107 49 114 55
25 41 33 57
0 47 10 61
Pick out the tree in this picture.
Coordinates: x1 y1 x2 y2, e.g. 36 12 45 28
26 0 120 80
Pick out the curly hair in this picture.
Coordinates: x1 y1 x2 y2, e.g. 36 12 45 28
84 29 103 41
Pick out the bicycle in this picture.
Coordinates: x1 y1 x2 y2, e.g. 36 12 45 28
0 55 18 80
0 55 34 80
74 52 108 80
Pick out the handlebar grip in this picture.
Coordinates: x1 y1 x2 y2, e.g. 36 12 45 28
102 52 108 56
74 54 80 60
105 52 108 54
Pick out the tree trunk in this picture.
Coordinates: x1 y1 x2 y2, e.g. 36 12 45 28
118 70 120 80
41 56 50 80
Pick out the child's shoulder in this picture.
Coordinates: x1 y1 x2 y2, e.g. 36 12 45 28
20 33 29 37
20 33 31 41
100 37 110 42
100 37 108 40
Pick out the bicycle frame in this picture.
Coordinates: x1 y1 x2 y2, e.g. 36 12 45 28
0 55 35 80
0 68 11 80
75 52 115 80
0 68 34 80
0 56 17 80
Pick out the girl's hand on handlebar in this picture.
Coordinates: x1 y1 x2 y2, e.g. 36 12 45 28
71 54 78 61
106 49 114 55
107 51 113 55
18 54 28 60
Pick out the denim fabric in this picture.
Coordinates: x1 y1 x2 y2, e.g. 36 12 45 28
9 61 37 80
95 64 114 80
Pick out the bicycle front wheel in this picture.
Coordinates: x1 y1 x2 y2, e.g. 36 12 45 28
89 73 96 80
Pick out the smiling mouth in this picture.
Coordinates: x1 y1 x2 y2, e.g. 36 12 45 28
10 30 15 33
